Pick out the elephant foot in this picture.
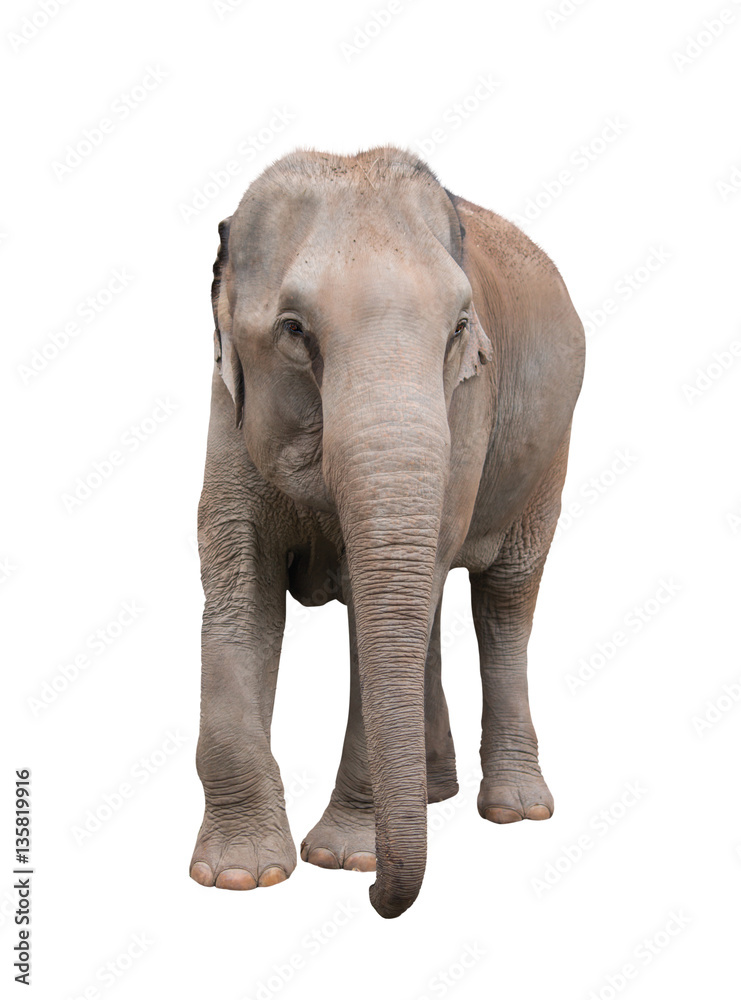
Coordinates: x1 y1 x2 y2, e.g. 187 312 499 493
301 801 376 872
477 770 554 824
190 806 296 890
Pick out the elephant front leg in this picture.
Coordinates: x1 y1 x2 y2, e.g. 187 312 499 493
191 590 296 890
301 602 377 872
302 597 459 872
470 561 554 825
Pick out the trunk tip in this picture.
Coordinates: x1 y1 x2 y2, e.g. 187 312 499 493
369 880 420 919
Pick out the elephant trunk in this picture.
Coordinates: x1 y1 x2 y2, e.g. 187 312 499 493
322 347 449 918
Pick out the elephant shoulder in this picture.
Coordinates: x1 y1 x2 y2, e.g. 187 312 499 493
448 193 583 365
448 194 563 294
446 193 584 529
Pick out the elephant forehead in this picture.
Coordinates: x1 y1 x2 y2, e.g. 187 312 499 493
230 150 463 284
230 227 471 333
281 249 471 319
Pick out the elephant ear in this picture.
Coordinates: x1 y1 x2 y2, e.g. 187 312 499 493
211 216 244 428
442 190 493 385
457 302 493 384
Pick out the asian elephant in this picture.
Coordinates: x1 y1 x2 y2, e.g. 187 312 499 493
190 147 585 918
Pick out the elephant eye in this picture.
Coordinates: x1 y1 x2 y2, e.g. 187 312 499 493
283 319 305 337
454 319 468 337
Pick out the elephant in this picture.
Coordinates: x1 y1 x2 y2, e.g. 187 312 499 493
189 146 585 919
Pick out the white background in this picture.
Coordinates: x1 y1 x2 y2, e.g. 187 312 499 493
2 0 740 998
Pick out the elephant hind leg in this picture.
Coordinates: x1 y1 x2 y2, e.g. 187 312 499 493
470 508 558 824
425 601 459 803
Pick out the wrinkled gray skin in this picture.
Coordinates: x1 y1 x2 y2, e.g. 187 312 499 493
190 147 585 918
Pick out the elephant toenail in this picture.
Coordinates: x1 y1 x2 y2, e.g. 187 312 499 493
307 848 340 869
215 868 257 890
484 807 523 824
258 866 288 887
190 862 214 887
525 804 551 820
345 852 376 872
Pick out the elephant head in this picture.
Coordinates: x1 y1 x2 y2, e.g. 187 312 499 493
211 148 492 917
